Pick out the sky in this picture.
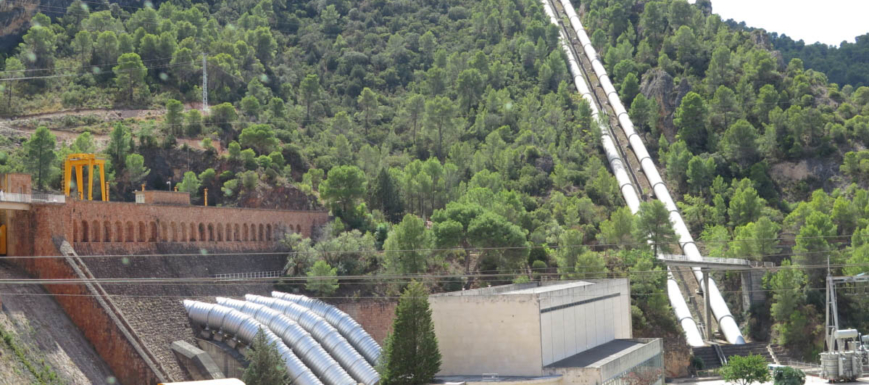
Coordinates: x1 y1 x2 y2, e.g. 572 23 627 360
706 0 869 46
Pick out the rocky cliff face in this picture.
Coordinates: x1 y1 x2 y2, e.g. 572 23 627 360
0 0 40 51
639 68 690 142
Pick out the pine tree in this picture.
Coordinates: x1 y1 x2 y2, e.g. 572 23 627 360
633 200 677 256
371 167 405 223
113 53 148 104
242 328 289 385
25 126 57 190
306 260 339 295
379 281 441 385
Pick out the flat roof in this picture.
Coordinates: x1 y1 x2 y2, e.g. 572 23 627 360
545 339 645 368
504 281 593 295
430 280 626 298
434 375 563 383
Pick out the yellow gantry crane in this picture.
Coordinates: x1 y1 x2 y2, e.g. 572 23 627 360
63 153 108 201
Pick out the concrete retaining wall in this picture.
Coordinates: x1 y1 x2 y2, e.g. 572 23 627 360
430 293 544 376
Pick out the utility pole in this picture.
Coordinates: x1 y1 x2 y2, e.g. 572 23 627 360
201 53 209 113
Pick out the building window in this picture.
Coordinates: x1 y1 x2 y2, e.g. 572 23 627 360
138 222 146 242
92 220 100 243
126 222 134 243
149 222 158 242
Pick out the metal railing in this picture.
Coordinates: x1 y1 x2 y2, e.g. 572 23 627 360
0 192 66 204
784 360 821 369
214 271 283 280
659 254 774 268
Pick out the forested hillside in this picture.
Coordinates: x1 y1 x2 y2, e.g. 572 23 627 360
3 0 869 360
736 25 869 89
582 0 869 358
0 0 686 343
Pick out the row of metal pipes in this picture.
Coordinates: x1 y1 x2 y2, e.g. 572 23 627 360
184 292 383 385
539 0 745 346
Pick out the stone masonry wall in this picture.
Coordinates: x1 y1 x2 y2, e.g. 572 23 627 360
333 300 397 344
66 199 329 254
1 173 32 194
2 199 330 383
136 190 191 206
8 204 162 385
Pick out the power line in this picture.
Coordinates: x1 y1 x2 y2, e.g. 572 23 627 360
1 282 868 299
0 50 202 75
0 59 201 82
0 262 867 286
0 232 858 261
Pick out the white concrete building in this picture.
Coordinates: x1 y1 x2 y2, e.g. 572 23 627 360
430 280 663 385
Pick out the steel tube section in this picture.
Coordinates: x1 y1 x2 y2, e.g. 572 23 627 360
539 0 705 346
245 295 380 385
558 0 745 345
667 270 705 346
216 298 356 385
182 300 324 385
272 292 381 366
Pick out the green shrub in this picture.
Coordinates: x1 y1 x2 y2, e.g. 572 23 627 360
773 367 805 385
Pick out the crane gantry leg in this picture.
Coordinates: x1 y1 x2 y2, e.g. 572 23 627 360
63 154 108 201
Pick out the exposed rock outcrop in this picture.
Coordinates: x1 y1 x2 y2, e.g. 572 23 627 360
639 68 693 142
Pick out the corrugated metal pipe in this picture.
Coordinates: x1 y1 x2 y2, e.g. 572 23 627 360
182 300 323 385
272 291 382 366
556 0 745 345
245 294 380 385
538 0 705 347
215 297 357 385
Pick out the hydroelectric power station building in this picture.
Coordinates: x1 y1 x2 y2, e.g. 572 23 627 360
430 280 663 385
